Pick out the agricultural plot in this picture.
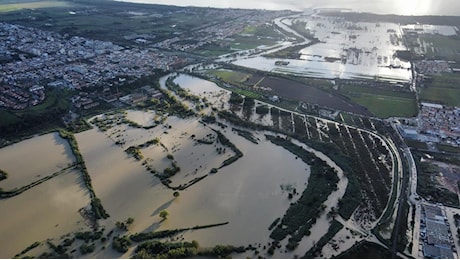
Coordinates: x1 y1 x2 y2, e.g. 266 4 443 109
420 73 460 107
0 71 399 258
215 84 396 229
160 74 398 253
414 152 460 208
338 84 417 118
0 1 72 13
172 73 396 230
417 34 460 62
208 70 252 83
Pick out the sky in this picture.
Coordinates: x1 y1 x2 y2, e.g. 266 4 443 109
116 0 460 15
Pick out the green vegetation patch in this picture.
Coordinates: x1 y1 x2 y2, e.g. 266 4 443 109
15 241 41 258
337 241 394 259
420 73 460 107
130 222 229 242
133 240 245 259
194 44 233 57
303 220 344 258
59 130 110 219
437 143 460 153
209 70 251 83
0 168 7 181
230 23 284 50
339 85 417 118
112 236 131 253
232 127 258 144
0 110 20 127
416 159 459 207
213 129 243 168
125 146 144 161
418 34 460 61
266 135 339 251
230 35 278 50
232 88 262 99
0 1 72 13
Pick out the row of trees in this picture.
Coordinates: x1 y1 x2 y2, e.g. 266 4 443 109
0 168 7 181
59 130 110 219
265 135 339 251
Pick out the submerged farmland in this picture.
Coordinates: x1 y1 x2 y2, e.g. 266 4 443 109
0 73 399 258
234 12 412 83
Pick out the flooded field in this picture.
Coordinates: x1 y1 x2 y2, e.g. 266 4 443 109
0 132 75 190
401 24 458 36
171 73 231 112
161 129 311 248
73 107 321 256
125 109 157 127
233 13 412 83
0 70 397 258
0 168 90 258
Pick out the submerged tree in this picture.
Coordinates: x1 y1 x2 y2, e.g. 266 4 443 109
159 210 169 220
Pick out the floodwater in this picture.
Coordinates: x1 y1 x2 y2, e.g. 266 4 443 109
0 73 363 258
75 128 163 225
173 74 227 94
0 168 90 258
136 68 352 255
117 0 460 16
125 109 157 127
233 15 412 83
172 73 231 111
0 132 75 190
79 111 316 257
401 24 458 36
161 129 310 248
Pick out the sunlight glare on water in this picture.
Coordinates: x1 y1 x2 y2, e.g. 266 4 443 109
116 0 457 15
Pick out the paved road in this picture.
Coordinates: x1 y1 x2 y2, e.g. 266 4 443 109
390 131 411 257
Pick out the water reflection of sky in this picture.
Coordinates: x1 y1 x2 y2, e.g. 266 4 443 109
233 14 413 83
117 0 459 16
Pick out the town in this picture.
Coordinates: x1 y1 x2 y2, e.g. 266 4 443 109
0 22 184 110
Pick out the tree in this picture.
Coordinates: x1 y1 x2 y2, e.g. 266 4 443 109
126 217 134 225
159 210 169 220
173 191 180 198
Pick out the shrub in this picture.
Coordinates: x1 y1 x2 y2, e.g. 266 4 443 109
159 209 169 220
79 243 95 255
112 236 131 253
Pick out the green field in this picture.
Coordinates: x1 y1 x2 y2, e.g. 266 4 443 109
420 73 460 107
0 88 71 128
419 34 460 62
0 0 233 47
232 23 284 50
231 88 261 99
208 70 251 83
194 46 232 57
0 1 72 12
0 110 20 126
338 241 393 259
339 85 417 118
230 35 279 50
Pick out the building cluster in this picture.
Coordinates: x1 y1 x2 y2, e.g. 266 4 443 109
153 9 290 52
0 22 185 110
420 204 456 259
419 102 460 146
119 85 162 106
